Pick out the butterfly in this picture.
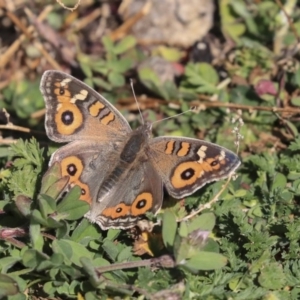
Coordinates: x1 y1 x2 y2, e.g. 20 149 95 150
40 70 241 230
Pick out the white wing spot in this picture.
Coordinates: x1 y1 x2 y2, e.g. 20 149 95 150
197 145 207 163
61 78 72 87
72 89 88 102
219 150 226 161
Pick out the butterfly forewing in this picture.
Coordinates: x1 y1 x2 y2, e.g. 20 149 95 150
40 70 131 143
148 136 240 198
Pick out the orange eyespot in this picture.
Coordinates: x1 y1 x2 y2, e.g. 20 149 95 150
102 203 130 219
131 192 153 216
171 162 204 189
206 157 223 169
54 85 71 103
76 181 92 204
60 156 83 180
55 103 83 135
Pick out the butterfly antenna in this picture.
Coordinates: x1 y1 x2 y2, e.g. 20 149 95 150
152 106 197 125
130 79 144 125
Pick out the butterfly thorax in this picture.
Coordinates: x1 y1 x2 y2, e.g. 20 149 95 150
97 123 152 200
120 123 151 162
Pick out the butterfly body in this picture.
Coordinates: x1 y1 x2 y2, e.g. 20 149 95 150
40 70 240 230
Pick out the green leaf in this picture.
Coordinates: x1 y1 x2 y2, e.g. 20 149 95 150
138 67 160 85
84 291 101 300
92 77 112 91
31 209 62 228
138 67 170 99
154 46 183 62
291 96 300 107
182 252 227 271
52 239 73 266
107 58 132 73
38 194 56 218
178 221 188 238
102 36 114 53
102 239 120 261
249 250 270 274
15 195 32 217
84 77 94 88
81 63 93 79
113 35 136 55
91 60 109 75
271 173 287 192
0 274 20 297
71 219 100 244
80 257 102 287
117 246 132 262
8 168 37 198
162 210 177 249
108 71 125 87
43 282 55 296
0 257 21 273
285 120 299 137
258 263 286 289
220 0 246 41
201 238 220 253
40 162 69 199
10 138 43 169
184 63 219 93
53 239 94 267
22 249 49 268
56 186 89 220
8 138 44 199
106 229 121 241
187 213 216 234
292 67 300 86
30 209 49 227
50 253 64 266
29 222 44 251
36 259 54 272
289 137 300 151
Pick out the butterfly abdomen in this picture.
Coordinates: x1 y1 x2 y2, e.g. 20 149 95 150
99 165 126 195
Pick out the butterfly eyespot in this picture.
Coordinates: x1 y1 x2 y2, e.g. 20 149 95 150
181 168 195 180
131 193 153 216
210 160 218 167
61 156 83 180
55 103 83 135
69 180 91 203
171 162 203 188
59 88 65 95
61 110 74 125
102 203 130 219
77 182 91 203
67 163 77 176
135 199 146 209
